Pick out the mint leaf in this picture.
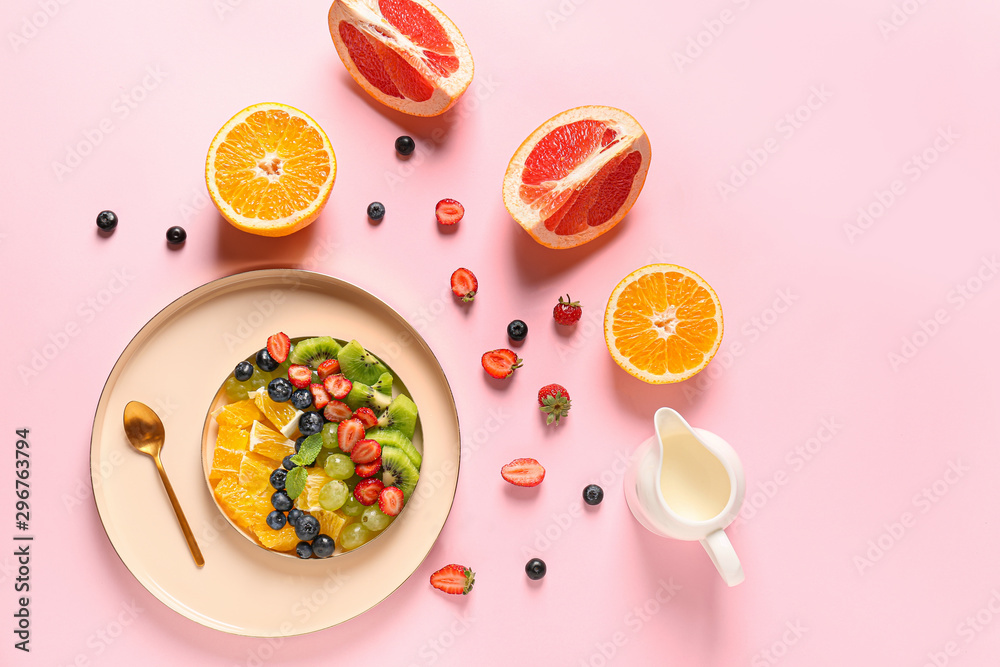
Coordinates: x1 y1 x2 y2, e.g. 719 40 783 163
285 466 307 500
291 433 323 467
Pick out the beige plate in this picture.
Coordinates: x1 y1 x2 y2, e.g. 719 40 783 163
90 269 461 636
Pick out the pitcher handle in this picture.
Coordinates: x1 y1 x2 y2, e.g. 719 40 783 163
700 529 744 586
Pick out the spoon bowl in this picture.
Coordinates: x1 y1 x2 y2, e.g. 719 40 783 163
123 400 205 567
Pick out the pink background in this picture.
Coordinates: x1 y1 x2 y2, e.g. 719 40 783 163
4 0 1000 664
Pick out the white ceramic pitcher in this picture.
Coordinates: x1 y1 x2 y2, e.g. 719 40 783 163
624 408 746 586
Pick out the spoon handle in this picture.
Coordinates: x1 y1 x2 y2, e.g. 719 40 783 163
153 455 205 568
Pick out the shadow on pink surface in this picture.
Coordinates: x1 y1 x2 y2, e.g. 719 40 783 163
508 214 627 284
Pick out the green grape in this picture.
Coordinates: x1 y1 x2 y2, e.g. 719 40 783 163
361 506 393 532
321 423 339 449
340 494 364 517
324 454 355 480
314 450 331 470
340 523 374 551
248 369 269 392
318 480 349 511
224 376 249 401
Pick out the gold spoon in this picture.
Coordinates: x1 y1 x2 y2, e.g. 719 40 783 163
123 401 205 567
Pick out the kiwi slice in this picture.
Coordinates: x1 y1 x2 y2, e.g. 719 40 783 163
366 427 421 468
372 371 393 396
337 340 389 385
376 394 418 440
344 381 392 412
380 446 419 499
289 336 342 369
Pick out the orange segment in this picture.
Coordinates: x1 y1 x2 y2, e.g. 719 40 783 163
239 452 276 496
314 509 348 542
604 264 723 384
503 106 651 250
213 399 264 429
253 388 303 438
206 103 336 237
328 0 474 117
295 469 336 512
209 425 251 482
252 519 299 551
248 420 296 462
214 475 270 530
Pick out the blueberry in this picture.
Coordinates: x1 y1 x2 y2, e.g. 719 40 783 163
234 361 253 382
291 388 313 409
299 411 323 436
583 484 604 506
395 135 415 156
282 455 296 471
295 514 320 541
287 508 304 527
294 435 306 453
295 541 313 559
166 226 187 244
269 468 287 490
271 490 293 512
265 510 287 530
525 558 546 580
507 319 528 341
311 534 335 558
256 348 279 372
367 202 386 221
96 210 118 231
268 377 293 402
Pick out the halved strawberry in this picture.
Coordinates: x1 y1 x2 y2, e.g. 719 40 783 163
435 198 465 225
324 373 352 399
430 564 475 595
317 358 341 380
354 407 378 429
378 486 405 517
482 349 523 379
287 364 312 389
324 400 353 422
354 478 384 506
350 439 381 464
450 268 478 302
337 418 366 453
355 459 382 478
267 332 291 363
501 458 545 487
309 383 331 410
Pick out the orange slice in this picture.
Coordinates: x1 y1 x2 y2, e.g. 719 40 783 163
604 264 723 384
295 468 336 512
252 519 300 551
213 399 264 429
209 425 250 482
252 388 303 438
214 475 271 530
206 103 336 237
238 452 275 496
248 420 296 462
328 0 473 116
314 509 348 542
503 106 651 249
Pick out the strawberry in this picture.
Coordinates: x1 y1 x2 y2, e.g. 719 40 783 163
430 564 475 595
553 295 582 326
317 358 340 380
537 384 571 425
324 400 353 422
337 418 366 453
501 458 545 487
378 486 405 517
309 383 331 410
324 373 352 399
435 198 465 225
350 439 381 464
355 459 382 478
354 478 384 506
267 332 291 363
353 407 378 429
481 349 522 379
450 268 478 302
287 364 312 389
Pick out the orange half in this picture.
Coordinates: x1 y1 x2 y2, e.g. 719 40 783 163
206 103 336 237
503 106 651 249
328 0 474 116
604 264 723 384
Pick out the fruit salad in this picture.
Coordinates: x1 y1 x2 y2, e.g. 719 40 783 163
207 334 421 559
